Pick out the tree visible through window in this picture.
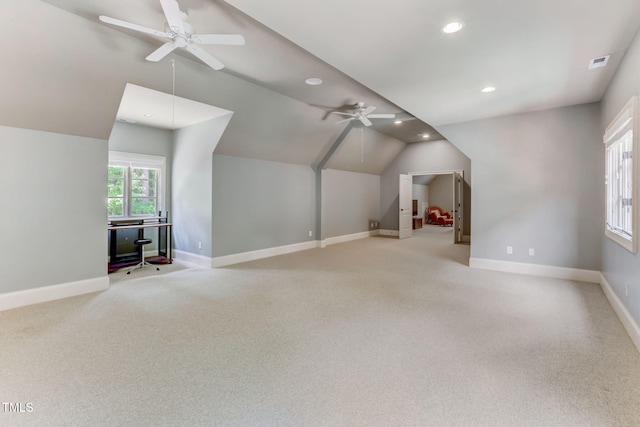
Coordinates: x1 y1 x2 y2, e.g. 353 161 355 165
604 96 637 252
108 152 165 218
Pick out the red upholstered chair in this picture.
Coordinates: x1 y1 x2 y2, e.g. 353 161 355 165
427 206 454 226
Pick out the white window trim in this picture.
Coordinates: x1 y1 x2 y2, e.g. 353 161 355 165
108 151 166 219
604 96 638 253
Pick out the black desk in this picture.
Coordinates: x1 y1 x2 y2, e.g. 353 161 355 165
108 217 172 272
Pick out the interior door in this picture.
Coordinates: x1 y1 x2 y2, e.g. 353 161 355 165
453 172 464 243
399 174 413 239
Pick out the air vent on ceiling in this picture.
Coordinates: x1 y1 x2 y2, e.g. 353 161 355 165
588 55 610 70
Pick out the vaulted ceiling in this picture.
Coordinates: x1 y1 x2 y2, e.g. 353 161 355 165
4 0 640 175
226 0 640 126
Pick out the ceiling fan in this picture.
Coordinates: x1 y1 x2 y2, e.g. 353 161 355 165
331 102 396 126
99 0 245 70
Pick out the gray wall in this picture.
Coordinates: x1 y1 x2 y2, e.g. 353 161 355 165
323 169 381 238
0 125 107 292
412 184 428 218
600 28 640 326
212 154 316 257
429 175 454 215
108 121 174 216
173 116 233 257
109 121 174 156
438 102 603 270
381 139 472 233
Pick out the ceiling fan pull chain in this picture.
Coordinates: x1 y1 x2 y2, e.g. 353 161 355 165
171 59 176 130
361 128 364 163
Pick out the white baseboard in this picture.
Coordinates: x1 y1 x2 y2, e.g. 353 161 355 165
0 276 109 312
324 230 379 246
208 231 381 267
469 257 601 283
211 240 319 268
173 249 213 268
469 258 639 353
600 274 640 353
380 229 399 237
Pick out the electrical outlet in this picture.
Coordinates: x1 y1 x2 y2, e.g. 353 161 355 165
198 241 202 249
507 246 513 254
309 230 313 237
529 248 535 256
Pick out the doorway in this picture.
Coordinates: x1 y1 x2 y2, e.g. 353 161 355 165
399 170 469 244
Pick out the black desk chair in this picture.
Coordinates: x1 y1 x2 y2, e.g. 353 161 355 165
126 238 160 274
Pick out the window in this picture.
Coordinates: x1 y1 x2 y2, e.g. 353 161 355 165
604 96 637 252
108 151 166 218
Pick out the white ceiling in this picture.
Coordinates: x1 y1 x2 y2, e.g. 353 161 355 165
39 0 445 142
7 0 640 173
225 0 640 126
117 83 231 129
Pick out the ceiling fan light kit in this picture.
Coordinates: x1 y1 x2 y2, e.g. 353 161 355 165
99 0 245 71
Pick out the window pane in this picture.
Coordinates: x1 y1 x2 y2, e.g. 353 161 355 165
606 130 634 238
108 166 124 178
132 168 145 179
108 178 124 197
148 181 157 197
131 197 156 215
131 179 156 197
132 168 158 179
108 198 124 216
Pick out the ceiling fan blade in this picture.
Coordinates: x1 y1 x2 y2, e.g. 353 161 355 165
185 44 225 70
359 117 373 127
146 42 178 62
331 111 356 117
160 0 185 33
193 34 246 45
367 113 396 119
99 15 170 38
363 106 376 115
335 118 355 124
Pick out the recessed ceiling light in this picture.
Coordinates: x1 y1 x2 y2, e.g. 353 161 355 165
422 133 430 139
442 21 464 34
394 120 403 124
143 113 153 117
481 86 496 93
305 77 323 85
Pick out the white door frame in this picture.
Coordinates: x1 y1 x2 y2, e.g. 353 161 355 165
399 174 413 239
453 171 463 243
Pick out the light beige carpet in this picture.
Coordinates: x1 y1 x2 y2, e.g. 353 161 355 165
1 228 639 426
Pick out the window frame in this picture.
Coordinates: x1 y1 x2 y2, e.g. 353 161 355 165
604 96 638 253
108 151 166 219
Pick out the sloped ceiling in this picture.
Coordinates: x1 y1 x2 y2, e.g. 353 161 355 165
6 1 638 175
225 0 640 127
0 0 442 175
116 83 232 129
325 126 406 175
